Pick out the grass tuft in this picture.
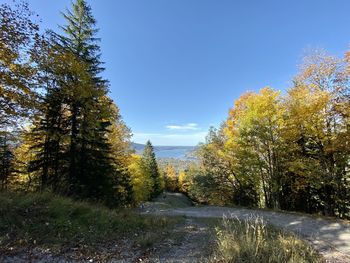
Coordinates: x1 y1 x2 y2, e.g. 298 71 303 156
209 216 321 263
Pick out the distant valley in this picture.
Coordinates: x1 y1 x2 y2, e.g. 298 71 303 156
131 143 196 160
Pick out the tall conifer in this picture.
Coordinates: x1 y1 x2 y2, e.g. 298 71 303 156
142 141 162 198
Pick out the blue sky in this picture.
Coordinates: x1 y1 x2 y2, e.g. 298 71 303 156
5 0 350 145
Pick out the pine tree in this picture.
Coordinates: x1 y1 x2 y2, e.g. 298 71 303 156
142 141 162 198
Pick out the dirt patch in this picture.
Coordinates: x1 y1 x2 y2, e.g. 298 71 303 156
140 217 215 263
139 192 194 213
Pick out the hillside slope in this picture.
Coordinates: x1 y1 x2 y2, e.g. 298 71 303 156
0 192 182 262
0 192 323 262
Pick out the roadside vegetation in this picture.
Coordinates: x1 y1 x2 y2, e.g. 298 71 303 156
0 189 324 262
0 191 183 260
209 217 321 263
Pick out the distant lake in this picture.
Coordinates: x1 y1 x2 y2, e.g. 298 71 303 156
154 148 192 159
132 143 196 160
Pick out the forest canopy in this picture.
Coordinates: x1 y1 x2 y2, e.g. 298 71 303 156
178 50 350 218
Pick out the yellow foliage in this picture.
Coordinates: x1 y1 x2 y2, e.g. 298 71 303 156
128 154 153 204
178 170 188 193
107 102 132 168
164 165 178 192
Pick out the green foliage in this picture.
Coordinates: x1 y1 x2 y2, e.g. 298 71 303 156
178 165 214 204
209 217 321 263
142 140 163 198
157 158 196 172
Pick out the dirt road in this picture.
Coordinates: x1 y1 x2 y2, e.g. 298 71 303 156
143 205 350 263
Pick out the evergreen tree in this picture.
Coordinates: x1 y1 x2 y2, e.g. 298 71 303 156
58 0 111 194
55 0 132 205
29 44 78 193
27 0 132 206
142 141 162 198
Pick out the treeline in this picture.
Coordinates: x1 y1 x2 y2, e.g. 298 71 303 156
0 1 163 207
2 1 349 218
179 50 350 218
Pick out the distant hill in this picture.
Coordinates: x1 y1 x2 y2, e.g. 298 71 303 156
131 143 196 160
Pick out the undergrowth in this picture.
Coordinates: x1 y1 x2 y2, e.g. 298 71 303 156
0 191 182 252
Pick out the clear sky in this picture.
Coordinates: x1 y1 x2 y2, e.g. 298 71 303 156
4 0 350 145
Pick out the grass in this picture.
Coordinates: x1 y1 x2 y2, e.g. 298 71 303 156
209 216 322 263
0 191 325 262
0 191 183 255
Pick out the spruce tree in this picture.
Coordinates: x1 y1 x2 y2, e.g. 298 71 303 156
56 0 130 204
28 0 132 205
29 42 85 193
142 140 162 198
58 0 108 192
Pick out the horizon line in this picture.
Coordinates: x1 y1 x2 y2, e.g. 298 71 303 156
132 141 198 147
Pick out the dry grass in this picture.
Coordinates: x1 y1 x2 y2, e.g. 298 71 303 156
209 216 322 263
